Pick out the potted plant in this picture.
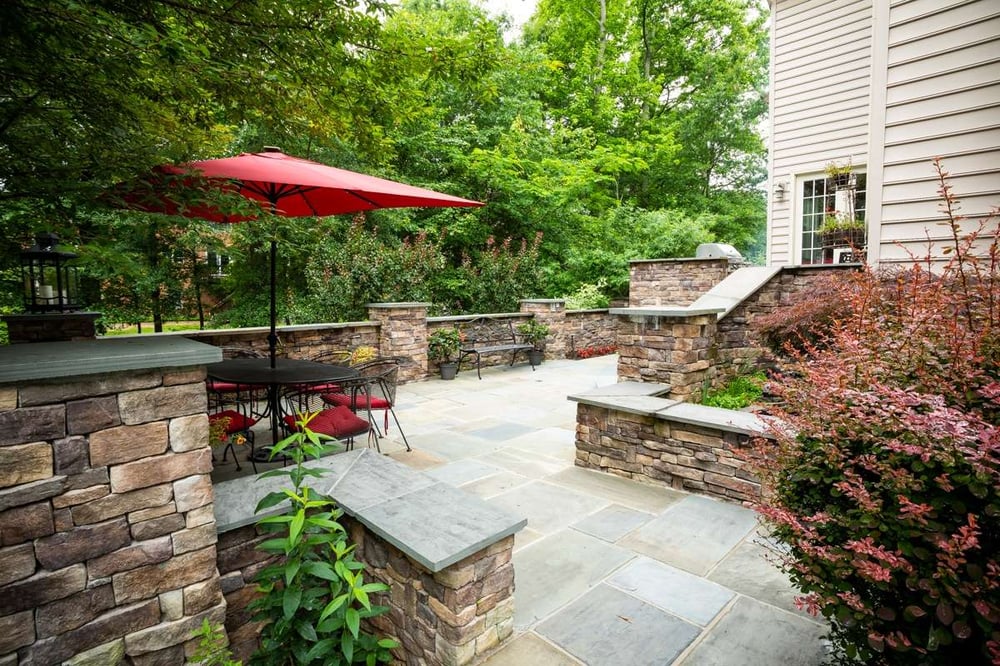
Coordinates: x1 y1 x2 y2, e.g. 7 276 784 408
825 159 854 190
818 213 866 249
428 328 461 379
516 319 550 366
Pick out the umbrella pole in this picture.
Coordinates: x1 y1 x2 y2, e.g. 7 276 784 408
268 239 277 368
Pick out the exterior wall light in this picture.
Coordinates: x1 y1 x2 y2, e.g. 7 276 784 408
773 180 788 202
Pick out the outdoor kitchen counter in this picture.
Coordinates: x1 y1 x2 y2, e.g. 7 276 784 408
212 448 526 572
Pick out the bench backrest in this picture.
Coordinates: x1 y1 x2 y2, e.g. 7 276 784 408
459 318 520 348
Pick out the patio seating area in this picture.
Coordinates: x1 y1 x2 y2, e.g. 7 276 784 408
215 354 829 665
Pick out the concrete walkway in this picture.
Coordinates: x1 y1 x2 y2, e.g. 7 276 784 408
367 355 829 666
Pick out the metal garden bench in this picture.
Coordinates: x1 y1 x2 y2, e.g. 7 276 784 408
457 317 534 380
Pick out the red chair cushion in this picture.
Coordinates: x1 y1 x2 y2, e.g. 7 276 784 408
282 406 370 440
209 409 256 433
322 392 390 410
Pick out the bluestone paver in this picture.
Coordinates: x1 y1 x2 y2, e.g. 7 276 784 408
571 504 654 543
513 528 633 629
677 596 827 666
537 584 701 666
608 557 735 626
488 479 608 535
620 495 758 575
707 539 804 614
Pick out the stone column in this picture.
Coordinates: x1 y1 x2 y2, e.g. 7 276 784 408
367 303 430 383
519 299 567 360
0 337 225 665
612 307 722 401
628 259 729 307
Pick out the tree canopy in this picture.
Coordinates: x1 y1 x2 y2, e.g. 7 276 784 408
0 0 769 332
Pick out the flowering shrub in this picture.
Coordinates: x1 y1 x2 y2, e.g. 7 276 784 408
572 344 617 359
746 160 1000 664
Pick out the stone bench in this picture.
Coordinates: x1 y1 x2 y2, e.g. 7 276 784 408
569 382 773 503
213 449 526 664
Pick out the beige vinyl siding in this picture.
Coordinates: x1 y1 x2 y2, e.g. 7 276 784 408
768 0 873 265
878 0 1000 264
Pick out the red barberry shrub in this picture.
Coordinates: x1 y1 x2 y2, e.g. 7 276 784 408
747 160 1000 664
751 271 854 355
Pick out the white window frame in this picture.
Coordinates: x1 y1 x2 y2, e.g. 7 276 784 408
796 170 867 265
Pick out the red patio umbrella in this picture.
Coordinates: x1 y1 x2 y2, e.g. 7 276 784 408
133 147 483 365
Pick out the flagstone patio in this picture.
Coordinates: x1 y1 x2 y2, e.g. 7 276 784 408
214 354 829 665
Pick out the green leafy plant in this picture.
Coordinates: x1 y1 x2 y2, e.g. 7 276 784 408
702 372 766 410
516 319 550 350
818 213 865 234
563 280 611 310
746 160 1000 664
248 414 397 665
427 327 461 363
189 619 242 666
825 159 853 179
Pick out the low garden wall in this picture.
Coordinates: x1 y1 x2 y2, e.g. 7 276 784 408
569 383 770 504
212 449 524 666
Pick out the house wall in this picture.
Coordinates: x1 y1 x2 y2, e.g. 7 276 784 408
768 0 1000 268
873 0 1000 264
768 0 874 266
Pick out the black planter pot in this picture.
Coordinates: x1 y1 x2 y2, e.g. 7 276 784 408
529 349 544 366
438 362 458 380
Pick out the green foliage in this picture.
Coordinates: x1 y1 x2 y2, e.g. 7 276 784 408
748 162 1000 664
189 620 241 666
428 328 461 363
248 415 397 666
516 319 550 349
563 280 611 310
701 372 766 410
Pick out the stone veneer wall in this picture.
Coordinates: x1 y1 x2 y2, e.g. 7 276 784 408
181 321 379 362
0 344 225 665
367 303 429 383
615 311 719 401
714 265 859 380
574 402 764 503
216 523 516 666
563 310 617 357
629 258 730 307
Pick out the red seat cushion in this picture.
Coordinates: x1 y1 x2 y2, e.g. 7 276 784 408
209 409 256 433
322 392 390 410
282 406 370 439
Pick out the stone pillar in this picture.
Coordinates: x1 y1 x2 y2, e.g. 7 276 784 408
3 312 101 344
367 303 430 383
0 338 225 665
612 307 722 401
519 299 567 360
628 259 729 307
355 526 515 666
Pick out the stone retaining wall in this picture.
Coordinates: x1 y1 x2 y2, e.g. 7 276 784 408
181 322 379 362
0 341 225 665
715 265 857 380
571 387 769 504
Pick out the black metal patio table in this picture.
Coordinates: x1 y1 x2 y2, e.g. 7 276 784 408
206 357 359 461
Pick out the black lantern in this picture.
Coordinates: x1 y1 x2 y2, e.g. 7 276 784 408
20 233 81 313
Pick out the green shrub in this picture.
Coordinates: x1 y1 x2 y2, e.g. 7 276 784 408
248 415 397 665
701 372 766 410
563 279 610 310
746 160 1000 664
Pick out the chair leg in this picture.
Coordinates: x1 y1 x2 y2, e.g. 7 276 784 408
388 408 411 452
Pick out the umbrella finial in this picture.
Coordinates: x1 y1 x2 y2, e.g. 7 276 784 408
262 146 283 153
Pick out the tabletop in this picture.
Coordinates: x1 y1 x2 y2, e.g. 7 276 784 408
206 357 358 385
